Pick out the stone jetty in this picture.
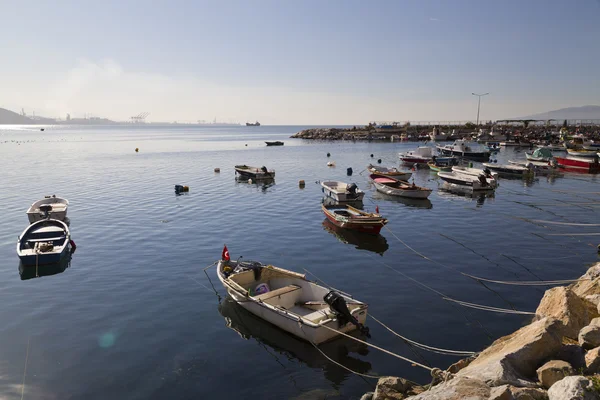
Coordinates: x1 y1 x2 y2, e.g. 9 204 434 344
362 262 600 400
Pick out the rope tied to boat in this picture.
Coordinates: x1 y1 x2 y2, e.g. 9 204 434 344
369 315 477 357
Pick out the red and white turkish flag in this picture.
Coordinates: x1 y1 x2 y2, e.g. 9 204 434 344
222 245 230 261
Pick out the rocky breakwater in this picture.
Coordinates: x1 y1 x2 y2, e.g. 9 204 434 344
363 262 600 400
291 127 385 141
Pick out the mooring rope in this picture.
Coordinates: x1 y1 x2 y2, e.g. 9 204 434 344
531 220 600 227
369 315 477 357
317 323 434 372
442 298 536 315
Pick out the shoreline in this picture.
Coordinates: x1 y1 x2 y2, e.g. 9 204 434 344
363 262 600 399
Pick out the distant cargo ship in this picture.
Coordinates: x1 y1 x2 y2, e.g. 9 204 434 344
246 121 261 126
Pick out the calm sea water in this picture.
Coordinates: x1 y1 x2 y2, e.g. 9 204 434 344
0 125 599 399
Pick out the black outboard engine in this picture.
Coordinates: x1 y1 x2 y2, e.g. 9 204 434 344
324 291 371 338
346 183 358 196
483 167 492 177
261 166 268 173
478 174 488 187
39 204 53 218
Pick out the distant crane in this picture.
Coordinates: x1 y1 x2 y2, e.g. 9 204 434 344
131 112 150 123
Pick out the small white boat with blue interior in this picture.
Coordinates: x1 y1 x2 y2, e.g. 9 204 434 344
17 219 71 266
526 147 553 162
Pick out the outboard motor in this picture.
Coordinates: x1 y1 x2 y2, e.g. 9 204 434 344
39 204 53 218
483 167 492 177
346 183 358 196
261 166 268 173
478 174 488 187
324 291 370 338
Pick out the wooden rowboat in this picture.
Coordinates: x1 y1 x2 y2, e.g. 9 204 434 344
367 164 412 181
322 204 387 234
369 174 432 199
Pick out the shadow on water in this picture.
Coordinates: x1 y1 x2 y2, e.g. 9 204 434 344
321 196 364 210
370 191 433 209
321 219 389 256
19 252 72 280
218 297 372 387
438 183 495 206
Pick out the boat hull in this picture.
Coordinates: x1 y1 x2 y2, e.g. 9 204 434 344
323 212 385 234
18 245 70 267
437 148 490 161
437 172 495 191
26 196 69 224
554 156 600 173
372 181 431 199
321 182 365 202
234 165 275 179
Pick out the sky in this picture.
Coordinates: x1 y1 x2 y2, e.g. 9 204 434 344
0 0 599 124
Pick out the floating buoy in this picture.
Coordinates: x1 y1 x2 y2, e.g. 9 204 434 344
347 167 353 176
245 144 248 147
214 168 220 173
135 148 139 152
327 152 331 157
40 128 45 132
299 180 305 188
370 154 374 158
69 239 77 254
327 161 335 167
248 178 253 184
174 185 189 193
377 159 382 164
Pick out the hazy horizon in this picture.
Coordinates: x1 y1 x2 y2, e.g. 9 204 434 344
1 1 599 124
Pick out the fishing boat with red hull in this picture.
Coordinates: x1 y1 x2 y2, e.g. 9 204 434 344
554 156 599 173
321 204 387 234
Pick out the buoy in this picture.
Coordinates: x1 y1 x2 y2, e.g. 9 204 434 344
174 185 189 193
327 152 331 157
377 158 382 164
299 180 305 188
248 178 253 184
40 128 45 132
370 154 374 158
469 162 473 168
245 144 248 147
327 161 335 167
214 168 220 173
347 167 353 176
135 148 139 152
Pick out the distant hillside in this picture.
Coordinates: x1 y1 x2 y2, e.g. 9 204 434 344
511 105 600 121
0 108 35 124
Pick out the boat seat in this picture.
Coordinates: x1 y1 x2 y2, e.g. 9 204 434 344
27 236 66 243
255 284 302 309
255 284 301 301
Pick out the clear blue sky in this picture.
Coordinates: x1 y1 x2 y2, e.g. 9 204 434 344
1 0 599 124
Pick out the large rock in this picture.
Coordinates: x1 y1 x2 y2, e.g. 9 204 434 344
446 356 475 374
456 317 564 387
404 376 490 400
579 324 600 350
509 386 549 400
536 360 574 389
489 385 512 400
535 286 598 339
570 263 600 299
547 376 595 400
585 346 600 374
373 376 412 400
554 344 586 370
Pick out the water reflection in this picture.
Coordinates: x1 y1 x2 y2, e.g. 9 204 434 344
322 219 389 255
19 252 72 280
235 176 276 192
438 183 495 206
218 298 372 387
370 191 433 209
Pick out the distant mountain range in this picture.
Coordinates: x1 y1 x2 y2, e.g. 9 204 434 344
510 105 600 121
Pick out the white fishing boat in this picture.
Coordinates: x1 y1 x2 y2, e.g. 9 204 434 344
26 195 69 223
17 219 72 266
566 148 598 157
452 166 498 187
398 146 434 164
437 171 497 191
482 162 535 177
370 174 432 199
436 140 490 161
508 160 559 175
321 181 364 202
217 249 370 344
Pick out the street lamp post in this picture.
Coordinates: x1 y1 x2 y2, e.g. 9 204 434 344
472 92 489 126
